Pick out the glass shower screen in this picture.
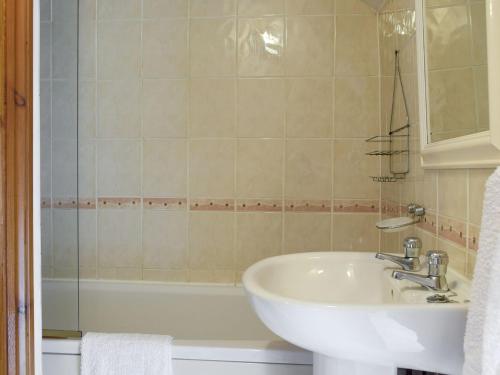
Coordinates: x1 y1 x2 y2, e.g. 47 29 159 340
40 0 80 336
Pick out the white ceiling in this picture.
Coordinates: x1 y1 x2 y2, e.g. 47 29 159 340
361 0 388 11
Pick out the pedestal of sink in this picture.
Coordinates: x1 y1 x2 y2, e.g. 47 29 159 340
314 354 396 375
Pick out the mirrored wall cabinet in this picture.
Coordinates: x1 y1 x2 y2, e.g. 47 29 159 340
416 0 500 168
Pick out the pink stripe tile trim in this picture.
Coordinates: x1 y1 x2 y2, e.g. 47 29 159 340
98 197 141 209
143 198 187 210
190 198 234 211
236 199 282 212
333 199 379 213
285 200 331 213
438 215 467 248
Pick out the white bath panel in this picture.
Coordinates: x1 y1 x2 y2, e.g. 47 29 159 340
42 355 313 375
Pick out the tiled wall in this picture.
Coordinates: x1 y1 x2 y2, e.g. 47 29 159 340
42 0 490 283
42 0 388 282
378 0 492 280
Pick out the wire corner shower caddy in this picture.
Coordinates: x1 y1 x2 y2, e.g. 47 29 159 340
366 50 410 183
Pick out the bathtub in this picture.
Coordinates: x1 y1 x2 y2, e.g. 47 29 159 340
42 279 313 375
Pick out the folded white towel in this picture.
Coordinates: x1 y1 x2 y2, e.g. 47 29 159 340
81 333 173 375
463 167 500 375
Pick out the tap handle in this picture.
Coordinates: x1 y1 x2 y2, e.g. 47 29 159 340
426 250 448 277
403 236 421 258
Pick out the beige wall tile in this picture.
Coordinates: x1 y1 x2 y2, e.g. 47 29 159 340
285 16 334 76
469 169 493 225
438 169 467 220
190 18 236 77
78 81 96 139
236 140 283 199
284 213 331 253
143 19 188 78
238 0 284 16
237 78 285 138
286 78 333 138
332 213 379 251
143 140 187 197
143 79 188 138
285 140 332 200
53 209 78 267
190 78 236 137
336 0 374 14
285 0 334 15
236 212 282 270
189 212 234 269
190 0 236 17
189 140 235 198
334 140 380 199
415 170 438 211
52 80 77 139
97 209 141 267
466 249 476 280
78 141 96 198
79 210 97 269
143 211 187 268
438 238 466 275
143 269 188 282
52 19 78 79
334 76 379 138
335 14 379 76
52 140 77 198
97 140 141 197
143 0 188 18
98 267 143 280
98 20 141 79
97 0 141 19
238 17 284 76
97 80 141 138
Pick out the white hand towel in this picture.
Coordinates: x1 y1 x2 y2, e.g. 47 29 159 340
81 332 173 375
463 167 500 375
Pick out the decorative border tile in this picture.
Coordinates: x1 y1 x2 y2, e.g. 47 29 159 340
380 200 400 216
416 210 437 234
143 198 187 210
236 199 282 212
333 199 379 213
97 197 141 209
190 198 234 211
79 198 96 209
285 199 331 213
438 215 467 248
41 198 51 208
52 198 78 209
467 224 480 251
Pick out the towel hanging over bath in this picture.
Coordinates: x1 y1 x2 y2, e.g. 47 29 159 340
81 332 173 375
463 167 500 375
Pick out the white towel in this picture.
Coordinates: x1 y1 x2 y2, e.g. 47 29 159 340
81 333 173 375
463 167 500 375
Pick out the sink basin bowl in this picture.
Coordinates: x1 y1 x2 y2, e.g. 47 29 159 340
243 252 469 375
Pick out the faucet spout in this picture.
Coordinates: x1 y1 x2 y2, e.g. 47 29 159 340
392 270 449 292
375 252 420 271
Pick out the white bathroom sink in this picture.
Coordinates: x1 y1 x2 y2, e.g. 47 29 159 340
243 252 469 375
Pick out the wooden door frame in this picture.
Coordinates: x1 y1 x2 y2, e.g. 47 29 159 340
0 0 35 374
